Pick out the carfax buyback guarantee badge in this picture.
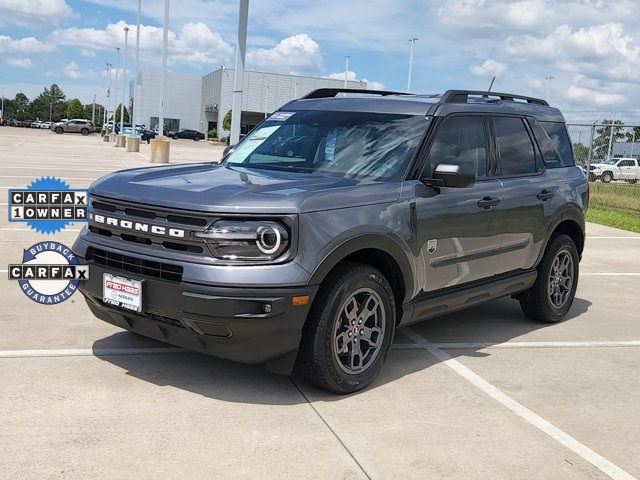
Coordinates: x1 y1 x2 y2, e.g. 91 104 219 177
8 241 89 305
8 176 89 234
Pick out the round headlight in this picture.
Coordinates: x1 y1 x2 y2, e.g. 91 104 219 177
256 225 282 254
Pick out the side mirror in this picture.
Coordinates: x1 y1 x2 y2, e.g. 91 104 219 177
427 163 476 188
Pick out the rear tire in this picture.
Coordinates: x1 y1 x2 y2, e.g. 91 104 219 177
520 234 579 323
194 136 200 141
80 128 89 136
298 262 395 394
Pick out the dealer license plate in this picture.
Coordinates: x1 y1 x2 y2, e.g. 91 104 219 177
103 273 143 312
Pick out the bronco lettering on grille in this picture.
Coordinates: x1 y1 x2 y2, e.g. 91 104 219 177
90 213 186 238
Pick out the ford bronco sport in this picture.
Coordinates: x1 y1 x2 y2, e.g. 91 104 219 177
74 89 588 394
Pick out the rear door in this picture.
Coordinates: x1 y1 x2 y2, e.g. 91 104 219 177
491 115 559 272
415 114 504 292
617 159 637 180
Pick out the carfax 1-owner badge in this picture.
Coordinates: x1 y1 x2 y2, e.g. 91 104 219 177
8 241 89 305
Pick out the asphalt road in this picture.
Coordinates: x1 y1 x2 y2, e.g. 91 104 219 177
1 128 639 480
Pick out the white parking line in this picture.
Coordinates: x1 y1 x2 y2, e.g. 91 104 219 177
1 175 98 181
393 340 640 350
402 327 637 480
582 273 640 276
0 347 183 358
587 236 640 239
0 228 81 232
0 165 117 172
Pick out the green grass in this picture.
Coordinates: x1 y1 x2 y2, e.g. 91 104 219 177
586 205 640 233
588 182 640 213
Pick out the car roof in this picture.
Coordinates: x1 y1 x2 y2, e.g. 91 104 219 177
286 88 566 123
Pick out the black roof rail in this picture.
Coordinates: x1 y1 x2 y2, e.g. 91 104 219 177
302 88 408 99
440 90 549 106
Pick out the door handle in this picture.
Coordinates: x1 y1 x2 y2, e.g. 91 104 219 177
477 196 500 209
537 189 555 201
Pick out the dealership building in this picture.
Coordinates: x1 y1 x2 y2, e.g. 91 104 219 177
131 68 365 136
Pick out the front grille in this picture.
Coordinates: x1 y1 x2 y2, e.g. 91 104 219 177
86 247 183 282
89 196 211 256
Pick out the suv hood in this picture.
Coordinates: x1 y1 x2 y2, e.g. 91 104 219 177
89 163 401 214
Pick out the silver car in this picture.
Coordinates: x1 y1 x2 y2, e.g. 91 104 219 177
51 119 94 135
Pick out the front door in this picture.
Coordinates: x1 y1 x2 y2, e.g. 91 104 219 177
414 114 504 293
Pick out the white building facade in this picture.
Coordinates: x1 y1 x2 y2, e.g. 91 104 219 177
132 68 366 137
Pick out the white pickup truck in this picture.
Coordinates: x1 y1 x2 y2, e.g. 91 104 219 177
589 157 640 183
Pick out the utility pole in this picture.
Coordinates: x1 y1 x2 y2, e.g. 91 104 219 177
545 76 554 102
230 0 249 145
607 112 617 160
158 0 170 136
49 102 52 122
114 47 120 138
1 95 4 120
91 94 96 124
121 26 129 134
407 37 418 93
264 84 269 118
133 0 141 131
343 55 350 88
105 63 112 126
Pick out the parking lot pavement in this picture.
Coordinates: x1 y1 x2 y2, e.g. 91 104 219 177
1 128 639 479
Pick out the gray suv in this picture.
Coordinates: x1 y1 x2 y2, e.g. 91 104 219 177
74 89 588 394
51 119 94 135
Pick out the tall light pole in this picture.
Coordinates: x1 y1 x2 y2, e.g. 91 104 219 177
407 37 418 93
113 47 120 138
545 75 554 102
264 84 269 118
158 0 170 137
230 0 249 145
1 95 4 120
607 112 617 160
121 26 129 135
133 0 141 132
105 63 112 126
343 55 350 88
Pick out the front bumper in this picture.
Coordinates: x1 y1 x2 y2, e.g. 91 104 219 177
78 257 317 374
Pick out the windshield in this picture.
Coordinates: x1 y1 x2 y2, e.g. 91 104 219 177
603 158 618 164
224 110 427 181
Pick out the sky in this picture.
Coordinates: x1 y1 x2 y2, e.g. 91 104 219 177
2 0 640 123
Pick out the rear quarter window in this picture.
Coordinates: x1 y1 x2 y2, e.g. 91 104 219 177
540 121 575 167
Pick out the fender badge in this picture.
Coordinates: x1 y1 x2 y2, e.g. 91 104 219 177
427 239 437 254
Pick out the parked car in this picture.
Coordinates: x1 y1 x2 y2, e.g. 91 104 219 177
75 88 587 394
51 119 94 135
588 157 640 183
41 121 52 129
30 121 43 129
172 129 205 141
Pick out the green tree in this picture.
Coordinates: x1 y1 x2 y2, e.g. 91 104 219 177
572 142 589 165
593 119 626 159
13 93 30 120
66 98 85 119
222 110 232 131
113 104 130 123
29 84 67 121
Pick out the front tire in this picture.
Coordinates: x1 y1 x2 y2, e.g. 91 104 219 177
602 171 613 183
520 234 579 323
298 263 395 394
55 127 63 134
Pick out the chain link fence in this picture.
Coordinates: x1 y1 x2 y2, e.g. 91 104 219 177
566 123 640 225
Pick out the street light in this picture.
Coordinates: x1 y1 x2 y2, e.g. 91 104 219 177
545 75 554 102
230 0 249 145
343 55 350 88
105 63 112 126
407 37 418 93
157 0 170 138
121 26 129 137
133 0 141 133
113 47 120 140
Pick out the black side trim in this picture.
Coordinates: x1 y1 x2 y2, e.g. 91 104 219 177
429 239 530 268
403 270 537 325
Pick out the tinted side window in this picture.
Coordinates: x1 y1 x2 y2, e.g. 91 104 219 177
528 118 561 168
540 121 575 167
618 160 634 167
427 116 487 178
493 117 536 176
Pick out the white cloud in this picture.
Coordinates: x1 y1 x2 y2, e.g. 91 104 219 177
80 49 96 58
6 57 32 68
0 34 55 54
565 85 626 106
324 70 385 90
46 61 97 80
0 0 72 25
469 59 508 77
50 20 232 67
247 34 321 71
